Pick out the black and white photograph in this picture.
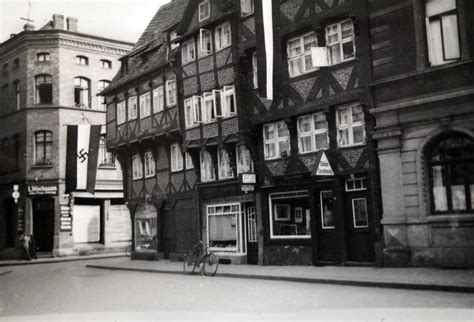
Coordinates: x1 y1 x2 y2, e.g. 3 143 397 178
0 0 473 320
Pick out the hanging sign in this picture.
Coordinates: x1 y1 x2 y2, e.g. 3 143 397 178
240 173 256 193
315 152 334 176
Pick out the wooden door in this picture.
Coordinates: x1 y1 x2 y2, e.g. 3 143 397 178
246 204 258 264
33 197 55 252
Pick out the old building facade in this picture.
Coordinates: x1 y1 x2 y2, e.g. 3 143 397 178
0 15 133 257
369 0 474 267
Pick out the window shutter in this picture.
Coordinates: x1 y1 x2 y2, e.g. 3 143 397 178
213 89 222 117
311 47 329 67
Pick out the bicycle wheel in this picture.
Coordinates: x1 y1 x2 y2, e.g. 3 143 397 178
183 252 196 275
203 253 219 276
125 246 132 258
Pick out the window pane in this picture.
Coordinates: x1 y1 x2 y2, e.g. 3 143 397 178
237 145 252 174
303 34 317 51
327 25 339 44
279 140 290 156
300 136 312 153
338 128 349 146
353 125 365 144
265 143 275 158
315 133 328 150
264 125 274 140
352 105 364 122
341 21 353 39
428 19 444 65
288 39 301 57
277 122 289 138
321 191 335 229
441 15 460 60
289 58 303 77
353 199 368 227
450 163 466 210
304 54 315 72
298 116 311 133
337 107 350 125
432 165 448 211
342 41 355 60
209 215 237 249
330 45 342 64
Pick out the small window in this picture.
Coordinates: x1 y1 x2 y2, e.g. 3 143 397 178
199 0 210 22
132 154 143 179
236 145 253 174
425 0 460 66
144 151 155 177
241 0 254 16
13 58 19 69
200 150 215 182
184 97 195 128
152 86 164 113
14 80 20 111
336 104 365 147
139 92 151 119
263 121 290 160
192 96 202 124
320 190 335 229
182 38 196 64
171 143 184 172
37 53 50 62
35 131 53 165
345 178 367 191
166 79 176 107
100 59 112 69
199 28 213 57
76 55 89 65
252 51 258 89
297 112 328 154
97 80 110 111
128 96 137 120
287 32 318 77
35 74 53 104
116 101 126 124
326 19 355 65
218 148 234 180
185 152 194 170
215 22 231 51
74 77 90 108
221 86 236 117
98 136 115 167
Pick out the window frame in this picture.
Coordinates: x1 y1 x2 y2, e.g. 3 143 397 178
325 19 356 66
200 150 216 182
220 85 237 117
236 144 254 175
352 198 369 228
198 0 210 22
116 100 126 124
287 31 318 78
144 150 156 178
37 53 50 62
218 148 234 180
336 104 366 147
74 77 91 108
34 130 53 166
170 143 184 172
128 95 138 120
263 121 291 160
97 80 110 111
182 38 196 64
241 0 254 16
215 22 231 51
297 112 329 154
35 74 53 105
185 152 194 170
199 28 213 57
152 85 164 113
206 203 243 253
166 79 176 107
75 55 89 66
132 153 143 180
98 136 115 167
100 59 112 69
139 91 151 119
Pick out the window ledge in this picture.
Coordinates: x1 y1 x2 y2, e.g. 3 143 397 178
337 143 366 150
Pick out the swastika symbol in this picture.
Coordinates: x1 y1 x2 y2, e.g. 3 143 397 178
78 148 88 163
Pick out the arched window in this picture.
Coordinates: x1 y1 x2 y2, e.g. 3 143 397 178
35 130 53 165
35 74 52 104
427 133 474 213
74 77 90 108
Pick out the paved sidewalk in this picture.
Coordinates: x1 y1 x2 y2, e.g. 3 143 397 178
0 253 124 267
86 257 474 293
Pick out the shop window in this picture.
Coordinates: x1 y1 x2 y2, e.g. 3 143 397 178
76 55 89 65
326 19 355 65
128 95 137 120
100 59 112 69
199 28 212 57
336 104 365 147
135 205 157 252
215 22 231 51
166 79 176 107
346 178 367 191
139 92 151 119
207 204 242 252
199 0 210 22
116 100 126 124
185 152 194 170
14 80 20 110
132 154 143 179
241 0 254 16
35 74 53 104
74 77 90 108
144 151 155 177
352 198 368 228
152 86 164 113
35 130 53 165
425 0 460 66
287 32 318 78
170 143 183 172
37 52 50 62
98 136 115 167
218 148 234 180
236 145 253 174
182 38 195 64
427 133 474 213
97 80 110 111
263 121 290 160
200 150 215 182
269 191 311 238
297 112 328 154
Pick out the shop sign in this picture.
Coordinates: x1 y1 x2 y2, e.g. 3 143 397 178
315 152 334 176
60 205 72 231
240 173 256 193
27 185 58 196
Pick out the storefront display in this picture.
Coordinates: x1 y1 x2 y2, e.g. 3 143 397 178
269 191 310 238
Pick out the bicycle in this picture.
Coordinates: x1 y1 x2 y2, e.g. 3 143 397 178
183 241 219 276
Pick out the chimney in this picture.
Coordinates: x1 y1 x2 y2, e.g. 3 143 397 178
52 14 65 29
66 17 78 32
10 33 16 38
23 23 35 31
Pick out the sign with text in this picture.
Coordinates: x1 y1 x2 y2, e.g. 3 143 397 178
240 173 256 184
27 185 58 196
60 216 72 232
315 152 334 176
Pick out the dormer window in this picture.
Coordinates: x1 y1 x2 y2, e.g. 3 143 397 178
76 55 89 65
100 59 112 69
199 0 210 22
169 31 179 50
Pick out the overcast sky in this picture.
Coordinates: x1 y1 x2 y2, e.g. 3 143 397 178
0 0 172 44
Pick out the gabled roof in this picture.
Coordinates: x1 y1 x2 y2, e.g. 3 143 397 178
104 0 187 93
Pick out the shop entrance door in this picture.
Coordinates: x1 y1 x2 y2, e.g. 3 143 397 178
344 191 374 263
245 204 258 264
32 197 55 252
314 189 343 263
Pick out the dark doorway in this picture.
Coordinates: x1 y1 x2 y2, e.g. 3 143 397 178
32 197 55 252
173 196 199 256
3 198 18 248
245 203 258 265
